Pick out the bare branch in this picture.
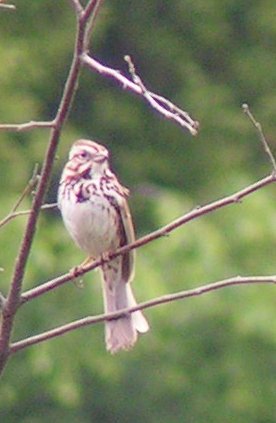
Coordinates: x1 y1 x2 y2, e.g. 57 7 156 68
0 0 105 375
11 274 276 354
82 53 199 135
0 120 55 132
0 166 40 229
82 0 101 21
13 165 40 212
21 172 276 305
82 0 104 50
69 0 83 15
125 55 199 134
0 203 57 230
243 103 276 172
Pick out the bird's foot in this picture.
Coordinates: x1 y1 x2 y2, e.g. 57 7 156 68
100 251 112 264
70 256 95 279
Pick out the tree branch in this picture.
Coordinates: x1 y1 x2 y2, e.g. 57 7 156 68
0 0 105 375
0 120 55 132
82 0 104 50
21 172 276 304
243 103 276 172
0 165 40 229
11 274 276 354
69 0 83 15
82 53 199 135
0 203 57 230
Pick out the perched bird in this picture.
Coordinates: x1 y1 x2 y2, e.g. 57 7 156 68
58 139 149 353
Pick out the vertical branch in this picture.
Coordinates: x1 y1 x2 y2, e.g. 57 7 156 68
82 0 104 50
242 104 276 172
0 2 104 375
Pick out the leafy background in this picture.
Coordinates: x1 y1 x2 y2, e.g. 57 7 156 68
0 1 276 422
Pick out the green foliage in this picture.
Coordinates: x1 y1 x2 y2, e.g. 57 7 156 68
1 1 276 422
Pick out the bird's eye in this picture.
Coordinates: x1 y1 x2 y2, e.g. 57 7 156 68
79 150 89 159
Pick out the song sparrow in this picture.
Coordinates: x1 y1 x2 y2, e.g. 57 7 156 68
58 139 149 353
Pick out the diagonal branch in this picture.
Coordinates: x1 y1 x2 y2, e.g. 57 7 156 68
11 166 40 211
124 54 198 133
0 0 105 375
0 165 40 229
0 203 57 230
21 172 276 304
11 274 276 354
82 53 198 135
243 103 276 172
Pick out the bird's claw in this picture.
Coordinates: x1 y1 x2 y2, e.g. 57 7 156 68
101 252 112 264
70 265 83 279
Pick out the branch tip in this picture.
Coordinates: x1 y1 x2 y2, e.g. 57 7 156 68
82 54 198 135
243 103 276 172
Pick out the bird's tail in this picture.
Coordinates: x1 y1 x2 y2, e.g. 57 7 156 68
102 259 149 354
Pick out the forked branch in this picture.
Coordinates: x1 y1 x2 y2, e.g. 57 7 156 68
82 53 199 135
243 103 276 172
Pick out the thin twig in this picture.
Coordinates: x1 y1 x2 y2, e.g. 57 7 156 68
82 0 104 50
151 93 196 127
242 103 276 172
0 120 55 132
82 53 198 135
0 203 57 230
0 166 40 229
69 0 83 15
82 0 99 21
125 55 199 133
21 172 276 304
13 164 40 211
11 275 276 353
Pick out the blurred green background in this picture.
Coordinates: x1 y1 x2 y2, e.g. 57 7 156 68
1 0 276 422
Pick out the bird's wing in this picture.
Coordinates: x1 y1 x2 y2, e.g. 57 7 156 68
115 190 136 283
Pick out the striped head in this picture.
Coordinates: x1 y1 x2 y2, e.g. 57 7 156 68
62 139 110 181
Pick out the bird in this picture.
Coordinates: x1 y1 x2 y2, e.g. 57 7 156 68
58 139 149 353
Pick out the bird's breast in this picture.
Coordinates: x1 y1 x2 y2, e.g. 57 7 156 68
59 193 119 257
